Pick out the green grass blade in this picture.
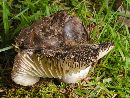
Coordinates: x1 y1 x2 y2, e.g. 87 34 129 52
0 46 13 52
2 0 10 34
45 5 50 16
126 0 130 4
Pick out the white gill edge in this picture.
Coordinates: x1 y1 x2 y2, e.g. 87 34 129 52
97 45 114 60
62 65 91 83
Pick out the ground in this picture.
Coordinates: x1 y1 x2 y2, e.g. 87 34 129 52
0 0 130 97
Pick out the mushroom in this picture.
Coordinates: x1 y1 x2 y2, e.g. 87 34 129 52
11 11 114 86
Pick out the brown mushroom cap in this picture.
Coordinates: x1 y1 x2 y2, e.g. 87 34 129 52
15 11 90 50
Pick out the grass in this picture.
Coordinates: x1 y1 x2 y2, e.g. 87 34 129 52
0 0 130 97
